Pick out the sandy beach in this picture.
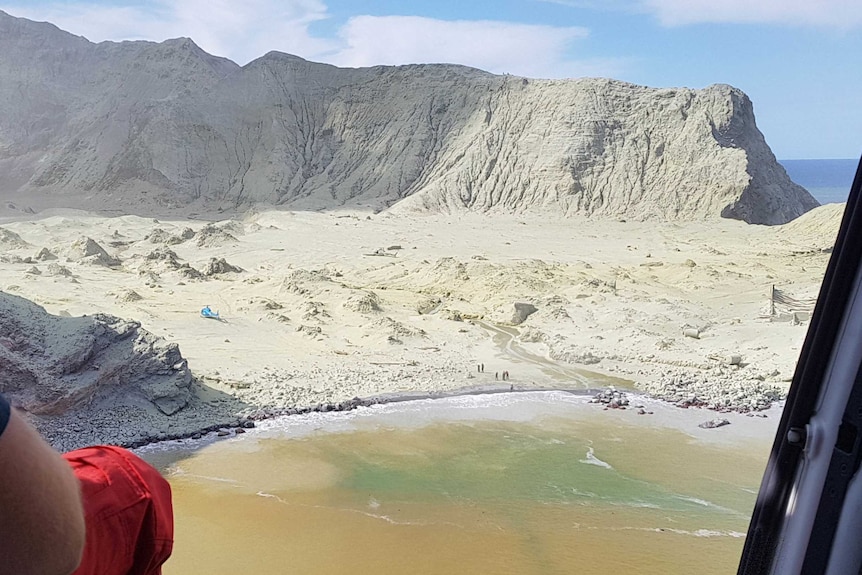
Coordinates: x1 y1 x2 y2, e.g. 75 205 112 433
0 204 843 448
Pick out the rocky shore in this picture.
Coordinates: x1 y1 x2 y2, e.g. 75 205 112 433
45 374 781 452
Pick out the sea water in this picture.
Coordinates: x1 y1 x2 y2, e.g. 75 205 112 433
143 392 773 575
780 158 858 204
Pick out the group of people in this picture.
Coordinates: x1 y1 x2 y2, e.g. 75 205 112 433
477 364 512 382
0 392 174 574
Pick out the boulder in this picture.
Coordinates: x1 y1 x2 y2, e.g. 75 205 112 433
495 302 538 325
68 237 120 267
0 291 192 416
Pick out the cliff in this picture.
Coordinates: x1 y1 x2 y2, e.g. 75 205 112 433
0 10 817 223
0 291 192 417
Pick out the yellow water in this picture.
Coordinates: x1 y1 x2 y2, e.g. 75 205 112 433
147 396 772 575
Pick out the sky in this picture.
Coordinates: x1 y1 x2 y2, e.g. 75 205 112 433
1 0 860 160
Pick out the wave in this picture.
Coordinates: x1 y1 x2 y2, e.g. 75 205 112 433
579 525 746 538
579 446 613 470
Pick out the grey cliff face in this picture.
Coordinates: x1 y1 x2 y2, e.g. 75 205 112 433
0 291 192 416
0 10 817 223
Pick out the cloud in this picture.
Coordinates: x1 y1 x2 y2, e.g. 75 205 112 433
643 0 862 28
0 0 336 64
533 0 636 10
325 15 619 79
542 0 862 28
0 3 627 78
536 0 862 28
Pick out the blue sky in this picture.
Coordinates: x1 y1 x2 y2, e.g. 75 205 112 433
1 0 860 159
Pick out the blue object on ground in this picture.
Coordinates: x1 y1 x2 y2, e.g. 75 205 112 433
201 306 220 319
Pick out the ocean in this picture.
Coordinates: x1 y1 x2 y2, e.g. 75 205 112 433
780 158 859 204
143 392 774 575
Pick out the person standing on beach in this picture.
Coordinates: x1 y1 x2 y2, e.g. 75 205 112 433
0 392 174 574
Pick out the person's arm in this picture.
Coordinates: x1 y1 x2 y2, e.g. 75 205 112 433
0 397 86 575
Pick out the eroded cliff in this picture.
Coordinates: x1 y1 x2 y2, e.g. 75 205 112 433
0 11 816 223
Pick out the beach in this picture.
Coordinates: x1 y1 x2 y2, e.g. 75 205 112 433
0 205 841 447
0 204 843 573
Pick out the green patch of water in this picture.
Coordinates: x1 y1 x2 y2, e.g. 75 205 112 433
152 405 769 575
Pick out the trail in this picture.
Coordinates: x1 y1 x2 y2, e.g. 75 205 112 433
474 320 633 390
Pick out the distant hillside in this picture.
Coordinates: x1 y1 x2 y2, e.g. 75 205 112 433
0 10 817 223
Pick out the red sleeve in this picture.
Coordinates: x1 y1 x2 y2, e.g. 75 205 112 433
65 446 174 575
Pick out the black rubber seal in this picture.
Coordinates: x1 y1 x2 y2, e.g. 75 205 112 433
0 393 10 439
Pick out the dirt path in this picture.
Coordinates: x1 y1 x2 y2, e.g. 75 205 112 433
474 320 633 390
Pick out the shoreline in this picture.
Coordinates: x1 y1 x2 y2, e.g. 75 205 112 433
129 386 785 470
0 209 833 452
123 380 777 452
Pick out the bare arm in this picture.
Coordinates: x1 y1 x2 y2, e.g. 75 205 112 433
0 407 86 575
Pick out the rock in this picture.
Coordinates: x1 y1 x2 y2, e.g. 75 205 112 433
699 418 731 429
116 289 143 302
201 257 243 276
683 328 700 339
591 388 630 408
195 225 237 248
0 291 193 416
0 12 814 223
415 297 441 315
146 227 196 245
296 324 322 336
518 328 545 343
641 366 783 412
0 227 29 249
374 316 426 338
144 247 180 262
440 309 464 321
35 247 57 261
68 237 120 267
343 291 381 313
140 248 203 279
46 263 73 277
496 302 538 326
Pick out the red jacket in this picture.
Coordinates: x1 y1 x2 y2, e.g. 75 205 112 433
64 446 174 575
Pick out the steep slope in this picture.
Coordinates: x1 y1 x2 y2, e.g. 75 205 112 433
0 10 816 223
0 291 192 416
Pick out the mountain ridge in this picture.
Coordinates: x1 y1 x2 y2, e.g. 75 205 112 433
0 10 817 223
